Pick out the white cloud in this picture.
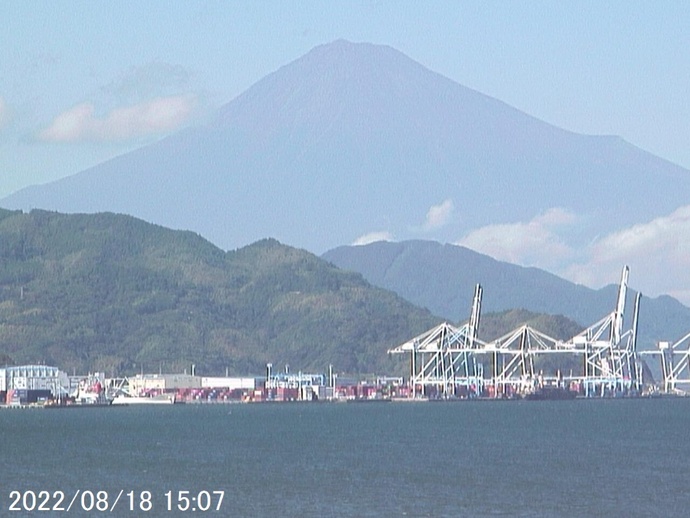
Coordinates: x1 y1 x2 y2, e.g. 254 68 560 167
352 231 394 246
421 199 454 231
591 205 690 261
564 205 690 303
38 95 196 143
457 208 577 270
458 204 690 305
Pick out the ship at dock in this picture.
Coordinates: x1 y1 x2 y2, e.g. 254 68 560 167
109 377 176 405
110 392 176 405
70 374 112 405
523 385 578 400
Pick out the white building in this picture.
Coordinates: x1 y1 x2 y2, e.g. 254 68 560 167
0 365 70 403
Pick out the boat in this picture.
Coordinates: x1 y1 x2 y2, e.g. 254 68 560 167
107 376 176 405
46 374 114 407
524 385 577 400
110 392 176 405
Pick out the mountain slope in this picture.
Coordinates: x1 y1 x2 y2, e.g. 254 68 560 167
322 240 690 349
3 40 689 255
0 210 444 375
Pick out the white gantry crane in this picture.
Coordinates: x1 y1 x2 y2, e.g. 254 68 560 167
389 266 643 399
641 331 690 394
568 266 642 396
478 324 575 398
388 284 484 398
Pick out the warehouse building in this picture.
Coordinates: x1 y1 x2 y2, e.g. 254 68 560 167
0 365 69 405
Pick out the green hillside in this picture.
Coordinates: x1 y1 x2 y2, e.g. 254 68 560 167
0 210 441 376
480 309 583 342
323 240 690 350
0 209 584 378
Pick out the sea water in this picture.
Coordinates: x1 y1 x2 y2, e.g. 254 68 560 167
2 399 689 517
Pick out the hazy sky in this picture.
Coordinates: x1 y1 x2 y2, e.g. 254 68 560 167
2 1 690 302
2 1 689 198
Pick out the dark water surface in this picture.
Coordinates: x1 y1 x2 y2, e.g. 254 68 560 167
2 399 689 517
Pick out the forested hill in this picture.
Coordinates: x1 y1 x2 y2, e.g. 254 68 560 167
323 240 690 350
0 209 441 375
0 209 583 377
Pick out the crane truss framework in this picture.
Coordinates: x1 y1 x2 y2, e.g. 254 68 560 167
389 267 644 398
388 321 485 397
641 331 690 394
477 324 576 396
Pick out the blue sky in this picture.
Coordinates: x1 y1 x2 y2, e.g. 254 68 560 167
2 1 689 198
2 1 690 302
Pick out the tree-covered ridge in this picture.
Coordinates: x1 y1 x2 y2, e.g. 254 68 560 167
479 309 583 342
0 211 439 375
0 210 584 377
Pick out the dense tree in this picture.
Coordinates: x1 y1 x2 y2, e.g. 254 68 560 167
0 210 582 377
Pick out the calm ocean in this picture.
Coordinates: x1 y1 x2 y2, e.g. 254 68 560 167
2 399 689 517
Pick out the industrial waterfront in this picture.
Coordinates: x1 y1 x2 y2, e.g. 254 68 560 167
3 266 690 408
3 266 690 517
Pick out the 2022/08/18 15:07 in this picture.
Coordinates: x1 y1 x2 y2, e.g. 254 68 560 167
7 489 225 513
